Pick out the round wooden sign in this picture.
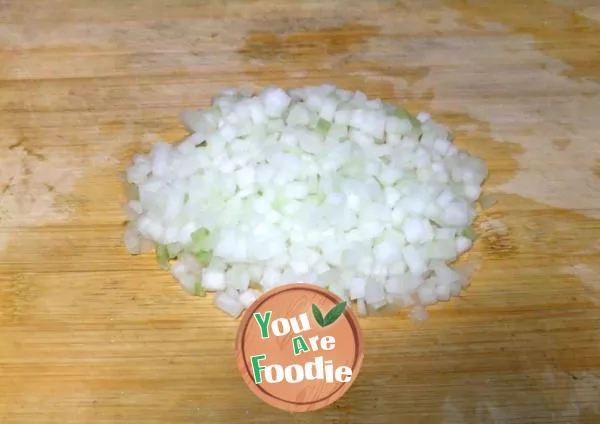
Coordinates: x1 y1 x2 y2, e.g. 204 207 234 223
235 283 364 412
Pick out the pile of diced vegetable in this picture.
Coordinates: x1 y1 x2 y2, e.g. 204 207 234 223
123 84 489 319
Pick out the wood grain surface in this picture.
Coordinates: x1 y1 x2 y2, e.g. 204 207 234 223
1 0 600 423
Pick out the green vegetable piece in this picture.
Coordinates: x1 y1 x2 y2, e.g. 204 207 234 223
191 228 211 252
124 181 139 201
194 250 213 267
407 124 423 140
316 118 332 134
462 226 477 240
155 245 169 270
393 107 422 138
392 107 411 120
166 243 181 259
194 282 206 297
272 191 287 211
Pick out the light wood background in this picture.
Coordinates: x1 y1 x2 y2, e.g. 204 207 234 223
1 0 600 423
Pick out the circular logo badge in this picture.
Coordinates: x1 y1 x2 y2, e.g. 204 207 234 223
235 283 364 412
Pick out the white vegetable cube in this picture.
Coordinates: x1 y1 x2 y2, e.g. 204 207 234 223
351 90 368 106
170 261 187 280
219 124 237 142
235 167 255 189
225 287 239 299
317 269 339 287
146 221 164 242
349 129 374 148
299 130 324 154
290 260 310 275
391 206 406 224
349 108 364 129
386 132 402 145
380 168 403 186
314 260 330 274
402 218 434 244
364 281 386 306
216 222 240 250
407 196 427 215
226 266 251 291
333 109 352 126
123 224 142 254
464 184 481 201
436 284 451 301
260 87 291 117
202 268 226 291
417 285 437 305
455 236 472 255
255 165 275 187
359 221 383 239
325 124 348 142
413 148 431 169
248 264 264 281
349 278 366 300
267 118 285 133
385 115 411 135
435 228 456 239
364 111 386 139
384 187 402 208
329 284 347 301
262 267 281 287
433 138 451 156
389 260 408 276
214 291 245 318
449 280 462 297
318 97 338 122
401 273 422 293
239 289 261 308
305 94 323 111
371 263 388 278
356 298 367 317
126 160 151 184
433 262 461 285
286 104 311 126
374 240 403 264
436 188 454 208
178 274 197 294
322 242 343 266
427 240 457 261
150 142 172 177
248 98 268 124
385 277 402 294
252 197 271 214
281 200 302 216
402 245 427 276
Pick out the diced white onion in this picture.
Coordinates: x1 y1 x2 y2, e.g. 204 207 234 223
123 84 489 320
214 292 245 318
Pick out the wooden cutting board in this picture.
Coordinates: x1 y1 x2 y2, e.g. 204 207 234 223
1 0 599 422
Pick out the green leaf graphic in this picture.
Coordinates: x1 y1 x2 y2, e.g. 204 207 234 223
312 304 325 327
322 301 347 327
